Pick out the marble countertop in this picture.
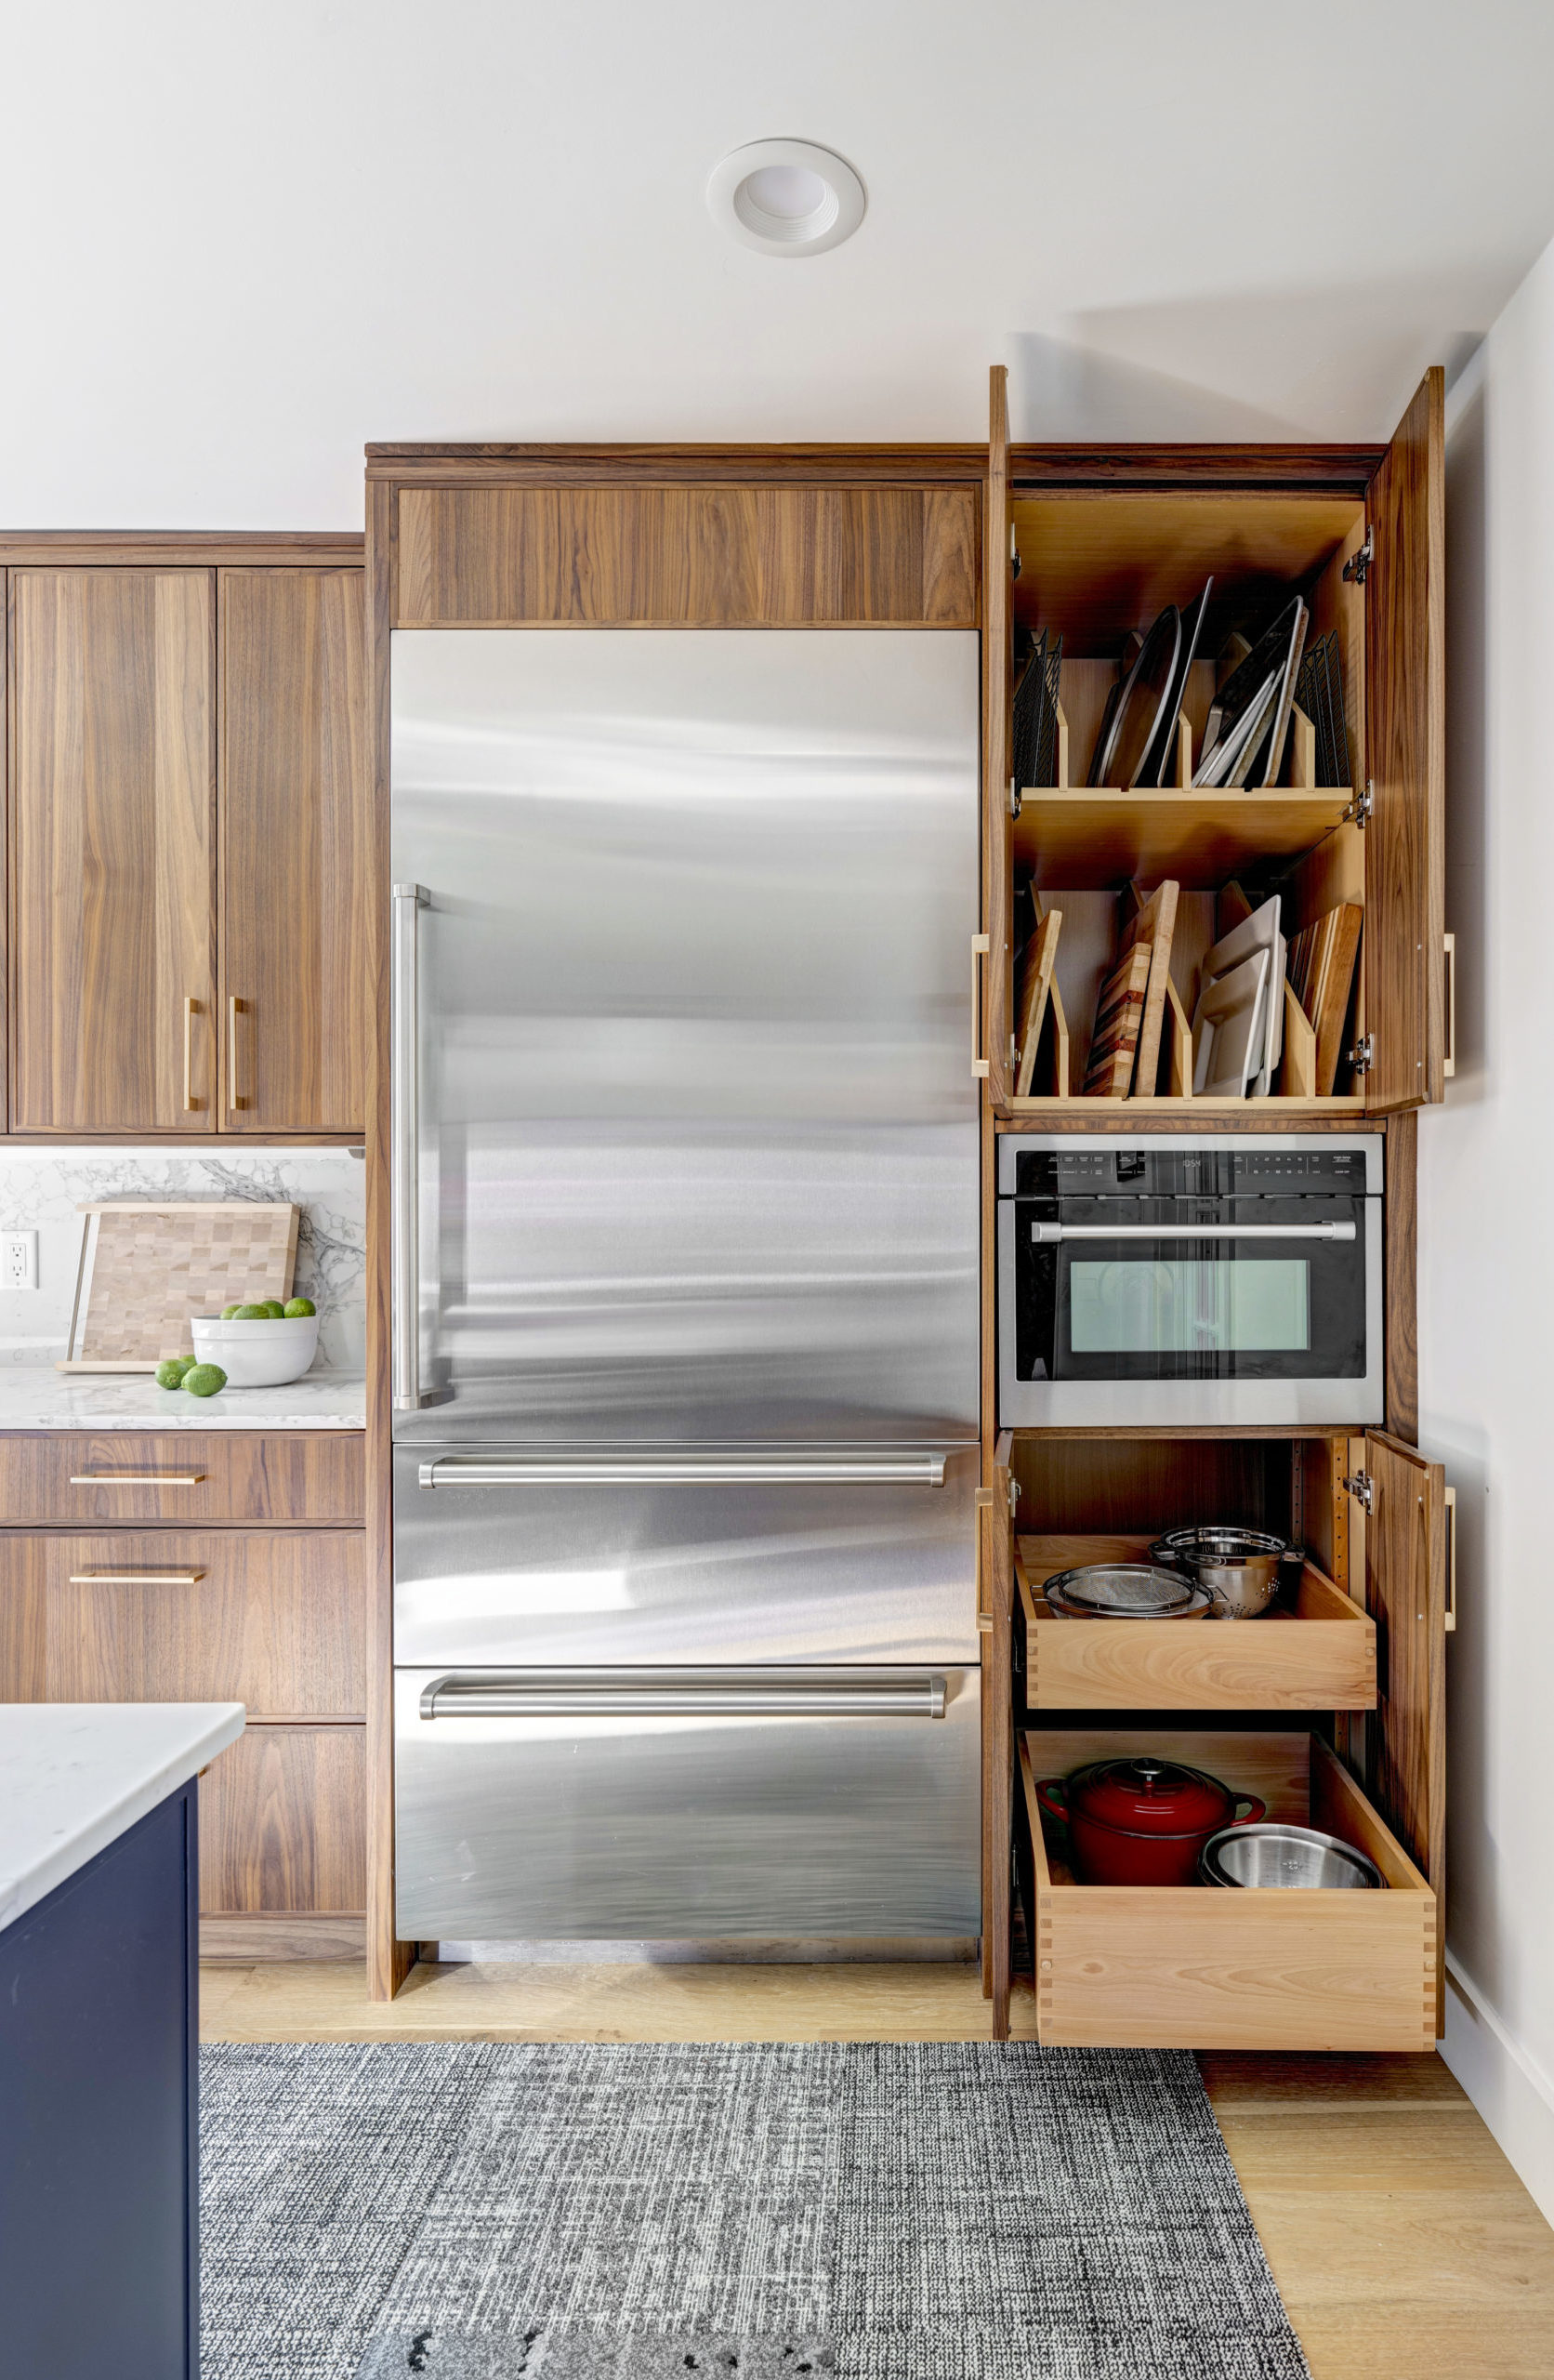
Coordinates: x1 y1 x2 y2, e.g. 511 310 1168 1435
0 1701 245 1933
0 1368 366 1431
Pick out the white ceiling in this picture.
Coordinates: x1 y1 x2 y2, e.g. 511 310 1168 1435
5 0 1552 526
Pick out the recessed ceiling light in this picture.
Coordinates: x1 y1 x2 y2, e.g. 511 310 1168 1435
706 139 865 258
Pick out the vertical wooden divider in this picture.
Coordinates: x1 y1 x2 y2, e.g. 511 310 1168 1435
981 367 1013 2036
364 479 412 2002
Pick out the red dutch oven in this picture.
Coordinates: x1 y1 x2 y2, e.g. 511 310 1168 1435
1034 1755 1266 1886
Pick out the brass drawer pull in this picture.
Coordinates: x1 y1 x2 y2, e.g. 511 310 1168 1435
970 933 991 1079
69 1568 206 1587
1443 932 1456 1079
228 995 245 1111
182 995 203 1113
68 1471 206 1487
1444 1484 1457 1633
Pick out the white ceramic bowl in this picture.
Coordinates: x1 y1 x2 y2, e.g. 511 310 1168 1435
189 1312 320 1388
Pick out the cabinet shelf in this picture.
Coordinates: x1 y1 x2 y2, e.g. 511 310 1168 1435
1012 787 1356 890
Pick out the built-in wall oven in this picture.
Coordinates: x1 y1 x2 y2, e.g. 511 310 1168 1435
997 1134 1384 1427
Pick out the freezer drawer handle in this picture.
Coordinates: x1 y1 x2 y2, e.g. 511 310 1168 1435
418 1673 948 1720
1029 1221 1356 1243
416 1451 951 1488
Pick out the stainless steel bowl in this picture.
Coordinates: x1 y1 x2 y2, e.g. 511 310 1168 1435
1041 1563 1210 1620
1198 1822 1384 1890
1148 1527 1304 1620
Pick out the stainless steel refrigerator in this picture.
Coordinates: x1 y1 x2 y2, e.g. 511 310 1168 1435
390 629 982 1952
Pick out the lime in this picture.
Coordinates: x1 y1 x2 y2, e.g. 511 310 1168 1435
182 1363 227 1398
231 1303 267 1320
219 1302 244 1320
257 1301 286 1319
283 1297 316 1318
155 1356 194 1390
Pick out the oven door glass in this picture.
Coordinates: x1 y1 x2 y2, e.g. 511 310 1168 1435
1015 1197 1367 1383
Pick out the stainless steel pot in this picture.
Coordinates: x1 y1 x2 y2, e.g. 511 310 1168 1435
1198 1822 1384 1890
1148 1526 1305 1620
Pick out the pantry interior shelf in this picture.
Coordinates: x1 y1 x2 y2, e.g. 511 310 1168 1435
1011 787 1357 889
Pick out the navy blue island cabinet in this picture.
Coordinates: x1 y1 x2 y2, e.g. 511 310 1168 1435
0 1778 201 2377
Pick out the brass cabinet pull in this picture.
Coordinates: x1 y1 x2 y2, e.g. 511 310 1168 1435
970 933 991 1079
68 1471 206 1486
1444 1484 1457 1633
1443 932 1456 1079
228 995 245 1110
68 1568 206 1586
182 996 203 1112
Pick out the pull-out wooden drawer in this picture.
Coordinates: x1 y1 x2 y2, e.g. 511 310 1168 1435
0 1431 363 1526
25 1531 365 1715
198 1725 365 1914
1016 1533 1376 1712
1017 1728 1435 2053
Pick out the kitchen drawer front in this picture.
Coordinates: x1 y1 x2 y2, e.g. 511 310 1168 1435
36 1532 365 1716
395 1450 981 1667
0 1432 363 1525
198 1725 366 1914
1017 1534 1377 1713
1018 1728 1435 2054
395 1664 981 1942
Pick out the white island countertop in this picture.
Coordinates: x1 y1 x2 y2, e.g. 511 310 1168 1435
0 1701 245 1933
0 1368 365 1431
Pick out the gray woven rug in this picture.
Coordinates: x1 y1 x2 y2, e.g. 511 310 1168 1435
200 2041 1309 2380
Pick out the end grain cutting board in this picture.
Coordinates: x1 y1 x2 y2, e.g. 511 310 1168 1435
61 1201 300 1371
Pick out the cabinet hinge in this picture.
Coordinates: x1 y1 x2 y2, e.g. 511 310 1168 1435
1349 1033 1375 1075
1008 776 1022 821
1342 525 1374 585
1007 1475 1021 1519
1009 524 1021 579
1344 779 1375 827
1341 1470 1375 1515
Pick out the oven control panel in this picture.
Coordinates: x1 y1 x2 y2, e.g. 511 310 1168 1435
1000 1135 1383 1198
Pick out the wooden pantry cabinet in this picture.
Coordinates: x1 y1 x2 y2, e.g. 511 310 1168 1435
2 535 371 1136
978 364 1451 2048
0 1430 368 1961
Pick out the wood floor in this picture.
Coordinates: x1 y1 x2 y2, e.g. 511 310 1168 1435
202 1959 1554 2380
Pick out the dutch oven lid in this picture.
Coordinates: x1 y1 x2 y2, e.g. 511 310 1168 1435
1045 1563 1197 1616
1069 1755 1236 1834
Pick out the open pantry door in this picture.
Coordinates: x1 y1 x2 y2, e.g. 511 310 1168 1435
1363 369 1446 1112
1358 1428 1448 2027
982 364 1013 1107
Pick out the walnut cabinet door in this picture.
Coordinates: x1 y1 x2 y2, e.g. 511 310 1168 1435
217 569 371 1132
7 570 217 1131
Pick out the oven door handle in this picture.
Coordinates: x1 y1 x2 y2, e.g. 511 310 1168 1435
417 1451 951 1488
1029 1221 1356 1243
417 1673 948 1720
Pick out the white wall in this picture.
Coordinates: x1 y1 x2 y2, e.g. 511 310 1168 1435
1421 231 1554 2224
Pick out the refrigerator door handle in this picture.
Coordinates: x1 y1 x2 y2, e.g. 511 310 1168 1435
418 1672 949 1720
392 881 429 1411
416 1450 953 1488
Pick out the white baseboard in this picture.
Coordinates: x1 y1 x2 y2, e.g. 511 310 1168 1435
1442 1952 1554 2228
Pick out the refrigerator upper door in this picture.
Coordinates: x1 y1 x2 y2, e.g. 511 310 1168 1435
389 630 981 1443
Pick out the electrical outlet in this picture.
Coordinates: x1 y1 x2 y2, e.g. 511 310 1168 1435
3 1231 38 1290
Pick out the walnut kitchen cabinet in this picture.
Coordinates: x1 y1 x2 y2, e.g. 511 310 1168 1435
7 568 217 1132
218 569 372 1131
2 534 368 1139
0 1428 369 1962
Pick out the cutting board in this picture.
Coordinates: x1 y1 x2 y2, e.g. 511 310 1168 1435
61 1202 300 1371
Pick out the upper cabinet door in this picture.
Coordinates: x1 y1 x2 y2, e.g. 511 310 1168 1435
1365 369 1446 1111
218 571 370 1132
983 366 1013 1105
9 571 216 1132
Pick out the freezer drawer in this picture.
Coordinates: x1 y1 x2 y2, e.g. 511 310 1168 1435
393 1446 981 1666
393 1664 981 1941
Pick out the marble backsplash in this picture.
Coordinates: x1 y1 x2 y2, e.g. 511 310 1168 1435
0 1149 365 1368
